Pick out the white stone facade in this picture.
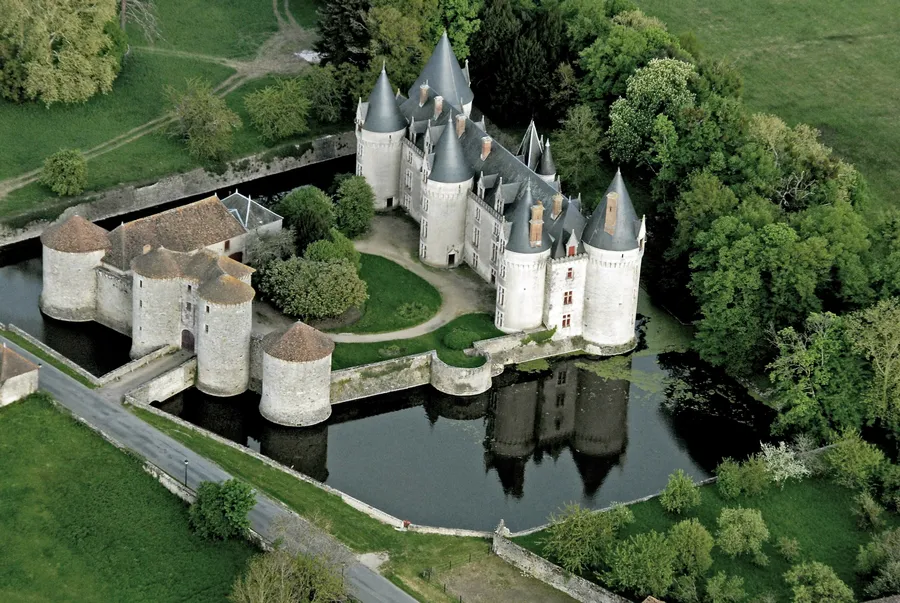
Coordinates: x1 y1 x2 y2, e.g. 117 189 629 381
496 250 549 333
196 300 252 396
419 178 473 267
582 245 643 351
131 275 182 358
260 354 332 426
40 246 105 322
357 128 405 209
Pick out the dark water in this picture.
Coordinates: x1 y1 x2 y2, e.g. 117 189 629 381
154 352 772 531
0 156 355 376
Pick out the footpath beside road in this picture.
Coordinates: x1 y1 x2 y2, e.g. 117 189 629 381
1 337 418 603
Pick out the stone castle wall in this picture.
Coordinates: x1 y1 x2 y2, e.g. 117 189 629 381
260 353 332 426
95 266 132 335
196 300 252 396
124 357 197 404
40 246 105 322
430 354 492 396
330 352 433 404
357 127 404 208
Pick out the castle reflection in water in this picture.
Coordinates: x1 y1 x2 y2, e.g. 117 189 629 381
156 357 635 499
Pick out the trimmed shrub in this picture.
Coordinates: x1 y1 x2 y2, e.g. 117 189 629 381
605 530 675 597
716 507 769 564
260 257 368 319
706 571 746 603
188 479 255 540
660 469 701 515
825 430 885 489
776 536 801 562
443 329 480 351
303 228 361 271
853 491 886 531
334 176 375 238
716 458 743 500
275 186 335 253
41 149 87 196
541 503 633 573
784 562 854 603
668 518 713 577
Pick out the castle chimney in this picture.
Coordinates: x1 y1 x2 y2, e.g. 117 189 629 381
456 114 466 137
551 193 563 219
419 82 429 107
481 136 492 161
433 96 443 120
604 192 619 235
529 200 545 247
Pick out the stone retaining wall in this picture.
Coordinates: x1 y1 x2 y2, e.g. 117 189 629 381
429 353 492 396
473 333 584 368
124 358 197 405
492 534 631 603
96 345 177 386
330 352 433 404
0 132 355 247
7 324 101 386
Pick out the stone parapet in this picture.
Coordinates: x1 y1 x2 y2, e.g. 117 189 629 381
430 352 492 396
330 352 433 404
96 345 177 387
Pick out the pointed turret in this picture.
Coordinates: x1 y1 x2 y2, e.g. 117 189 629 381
410 31 474 111
505 186 551 254
517 120 542 170
363 67 407 133
537 139 556 177
428 114 472 183
582 169 640 251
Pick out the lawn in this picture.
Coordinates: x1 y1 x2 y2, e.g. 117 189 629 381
516 477 896 600
331 313 504 369
0 393 256 602
334 254 442 334
637 0 900 212
132 405 491 603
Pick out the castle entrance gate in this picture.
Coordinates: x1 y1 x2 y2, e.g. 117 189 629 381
181 330 195 352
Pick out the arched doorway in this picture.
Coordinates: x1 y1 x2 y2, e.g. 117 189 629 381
181 329 195 352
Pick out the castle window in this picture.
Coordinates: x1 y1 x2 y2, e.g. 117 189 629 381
492 223 500 240
568 245 576 257
473 227 480 247
205 325 209 333
496 312 504 328
186 302 192 311
403 193 411 207
407 149 413 162
139 279 143 288
139 300 143 308
475 206 481 223
500 264 506 279
421 219 428 238
555 417 562 431
498 286 505 307
472 252 478 269
419 242 427 259
491 243 498 263
563 291 573 305
500 241 506 254
188 284 192 293
405 169 412 188
423 197 429 212
357 143 364 157
562 314 571 329
566 267 574 280
356 161 362 176
557 369 568 385
224 240 231 252
556 393 565 408
205 305 209 313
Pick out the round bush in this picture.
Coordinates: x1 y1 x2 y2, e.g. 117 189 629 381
660 469 700 515
443 329 479 351
41 149 87 196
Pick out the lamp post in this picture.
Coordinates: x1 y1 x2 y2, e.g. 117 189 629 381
183 459 189 487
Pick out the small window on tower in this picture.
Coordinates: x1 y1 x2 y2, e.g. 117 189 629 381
186 302 192 311
556 393 565 408
566 267 574 280
205 325 209 333
567 245 576 257
557 370 567 385
224 240 231 252
139 300 143 308
563 291 573 305
206 305 210 313
188 284 192 293
139 279 143 288
562 314 571 329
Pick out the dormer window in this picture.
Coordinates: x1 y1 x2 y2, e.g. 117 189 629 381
567 245 576 257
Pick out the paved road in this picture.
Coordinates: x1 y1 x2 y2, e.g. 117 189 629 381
4 339 418 603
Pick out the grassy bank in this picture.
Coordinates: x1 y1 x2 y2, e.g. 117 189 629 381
335 254 442 334
637 0 900 212
0 330 97 388
331 313 503 369
516 477 895 599
0 394 255 602
132 406 490 603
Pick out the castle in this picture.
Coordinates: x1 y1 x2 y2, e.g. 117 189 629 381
356 32 647 353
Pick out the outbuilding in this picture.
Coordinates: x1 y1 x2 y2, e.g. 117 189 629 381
0 345 39 407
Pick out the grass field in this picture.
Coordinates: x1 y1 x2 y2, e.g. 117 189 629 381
331 313 504 369
637 0 900 212
516 477 895 600
0 394 256 602
132 406 491 603
336 254 442 334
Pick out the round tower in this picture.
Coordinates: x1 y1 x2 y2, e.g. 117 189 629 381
357 66 407 210
420 114 473 268
496 187 551 333
40 215 110 322
581 170 646 352
130 247 185 358
196 275 254 396
259 322 334 427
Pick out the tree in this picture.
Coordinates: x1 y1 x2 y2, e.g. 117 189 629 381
40 149 88 196
667 519 713 577
605 531 675 597
824 430 885 490
437 0 483 58
858 527 900 598
660 469 700 515
758 442 809 487
245 78 311 141
260 257 368 319
168 78 241 160
768 312 870 440
784 562 854 603
0 0 122 104
669 171 739 260
847 298 900 431
335 176 375 238
118 0 160 41
301 65 344 124
366 0 439 90
314 0 372 67
705 572 746 603
304 229 362 271
541 503 633 574
716 507 769 564
275 186 335 252
230 548 349 603
552 105 603 198
188 479 256 541
243 228 297 270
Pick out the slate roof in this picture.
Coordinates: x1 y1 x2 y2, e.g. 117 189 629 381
40 215 110 253
0 345 38 383
428 116 472 183
537 139 556 176
504 187 551 254
548 198 586 259
582 169 641 251
131 247 254 282
362 67 408 133
409 31 474 109
198 274 255 305
104 196 246 270
264 322 334 363
516 121 543 171
220 192 282 230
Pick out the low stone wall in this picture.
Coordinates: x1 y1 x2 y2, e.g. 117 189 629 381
0 131 355 247
473 332 584 367
330 352 432 404
96 345 177 386
7 324 101 386
492 534 631 603
124 358 197 405
429 353 492 396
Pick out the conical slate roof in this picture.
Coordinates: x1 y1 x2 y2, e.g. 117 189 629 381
409 31 474 109
40 215 110 253
583 169 640 251
537 139 556 176
504 186 551 254
363 67 407 133
265 321 335 363
429 116 472 183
